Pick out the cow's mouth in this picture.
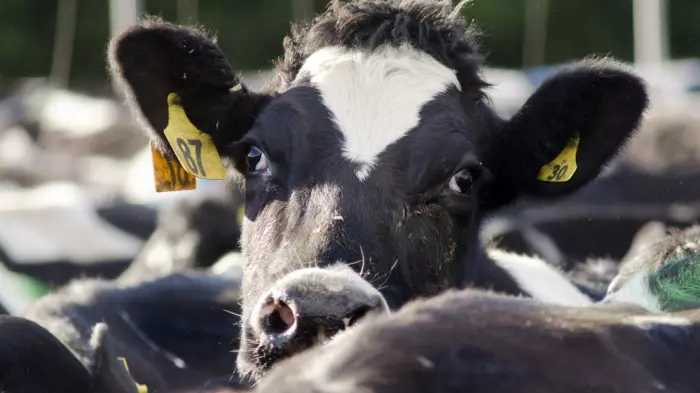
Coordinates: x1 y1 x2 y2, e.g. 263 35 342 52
249 308 371 375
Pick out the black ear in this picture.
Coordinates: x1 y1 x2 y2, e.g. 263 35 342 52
107 17 269 154
0 316 93 393
482 58 648 208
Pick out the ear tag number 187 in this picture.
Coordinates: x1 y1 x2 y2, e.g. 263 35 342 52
163 93 227 180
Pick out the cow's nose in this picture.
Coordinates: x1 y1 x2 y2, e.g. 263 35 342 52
257 293 383 341
253 266 390 348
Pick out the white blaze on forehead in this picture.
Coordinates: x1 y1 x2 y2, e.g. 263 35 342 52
296 45 460 180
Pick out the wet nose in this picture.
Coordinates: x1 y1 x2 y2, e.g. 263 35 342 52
253 267 390 347
258 294 383 341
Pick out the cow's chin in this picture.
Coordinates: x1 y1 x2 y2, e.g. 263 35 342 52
236 264 391 381
235 324 276 382
236 319 350 382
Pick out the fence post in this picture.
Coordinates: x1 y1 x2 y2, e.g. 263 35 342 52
109 0 142 38
633 0 669 65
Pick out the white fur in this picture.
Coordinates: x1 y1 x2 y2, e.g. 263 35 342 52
603 271 662 313
627 314 691 327
296 45 460 180
487 249 593 307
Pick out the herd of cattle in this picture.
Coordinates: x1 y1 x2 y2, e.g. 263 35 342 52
3 1 700 392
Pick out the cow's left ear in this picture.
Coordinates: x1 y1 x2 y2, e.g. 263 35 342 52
108 17 270 155
482 58 648 208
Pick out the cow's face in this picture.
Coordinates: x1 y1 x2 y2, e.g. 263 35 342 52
235 45 487 304
109 1 647 380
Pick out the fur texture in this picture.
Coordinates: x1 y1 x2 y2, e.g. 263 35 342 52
257 289 700 393
296 45 460 180
107 0 649 379
23 272 247 392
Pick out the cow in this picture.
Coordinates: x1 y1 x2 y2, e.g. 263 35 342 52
106 0 648 380
485 107 700 287
21 271 248 393
255 225 700 393
11 220 687 392
0 316 141 393
6 222 700 393
604 224 700 312
254 290 700 393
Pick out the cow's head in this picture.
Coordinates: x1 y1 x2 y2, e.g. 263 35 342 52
108 0 648 380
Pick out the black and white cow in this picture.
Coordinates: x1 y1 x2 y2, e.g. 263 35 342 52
256 224 700 393
254 290 700 393
8 227 700 393
15 221 695 393
106 0 648 379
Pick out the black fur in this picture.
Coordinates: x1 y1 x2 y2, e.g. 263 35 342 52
0 317 143 393
0 316 94 393
23 272 248 392
108 0 649 379
257 290 700 393
483 58 649 208
108 16 270 155
15 225 700 393
274 0 488 97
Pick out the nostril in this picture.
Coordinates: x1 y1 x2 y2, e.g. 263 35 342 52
261 300 297 335
343 305 373 328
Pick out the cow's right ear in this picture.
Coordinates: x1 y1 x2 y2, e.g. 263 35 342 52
108 17 270 154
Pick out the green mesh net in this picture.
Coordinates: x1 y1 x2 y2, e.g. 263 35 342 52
649 254 700 312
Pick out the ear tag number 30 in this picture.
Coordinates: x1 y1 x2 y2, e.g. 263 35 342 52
537 132 580 183
163 93 227 180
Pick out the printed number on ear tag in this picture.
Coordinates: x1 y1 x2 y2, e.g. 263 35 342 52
537 132 580 183
163 93 227 180
151 143 196 192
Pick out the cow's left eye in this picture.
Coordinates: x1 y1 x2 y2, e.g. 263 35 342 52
246 146 268 172
448 169 474 194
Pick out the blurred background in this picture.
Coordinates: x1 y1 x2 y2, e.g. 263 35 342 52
0 0 699 315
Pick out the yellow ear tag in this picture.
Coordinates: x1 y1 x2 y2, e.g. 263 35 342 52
537 132 580 182
117 357 149 393
163 93 227 180
151 143 196 192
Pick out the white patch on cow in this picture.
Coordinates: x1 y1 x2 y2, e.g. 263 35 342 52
627 314 692 327
211 251 245 277
487 249 593 307
139 231 174 273
296 45 460 180
89 322 109 349
603 271 662 313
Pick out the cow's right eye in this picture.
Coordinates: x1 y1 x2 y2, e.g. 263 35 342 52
246 146 268 172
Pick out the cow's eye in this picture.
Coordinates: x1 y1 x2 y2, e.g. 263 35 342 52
246 146 268 172
448 169 474 194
